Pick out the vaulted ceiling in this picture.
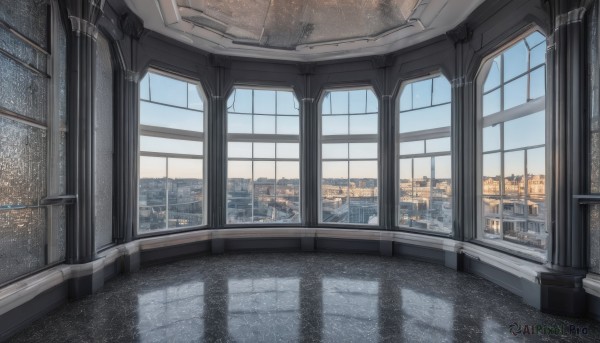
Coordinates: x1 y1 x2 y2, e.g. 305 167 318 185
125 0 484 61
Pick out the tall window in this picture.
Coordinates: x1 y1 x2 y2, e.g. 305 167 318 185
478 30 547 259
138 70 206 233
320 88 379 225
397 75 452 234
226 88 301 224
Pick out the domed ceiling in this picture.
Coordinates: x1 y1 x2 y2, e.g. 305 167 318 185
125 0 484 61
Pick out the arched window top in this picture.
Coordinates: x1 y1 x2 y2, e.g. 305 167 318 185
481 30 547 117
321 88 378 116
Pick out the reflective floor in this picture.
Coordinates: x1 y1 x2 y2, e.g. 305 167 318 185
10 253 600 342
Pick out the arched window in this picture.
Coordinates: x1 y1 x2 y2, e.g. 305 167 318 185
226 87 301 224
397 75 452 233
320 88 379 225
477 30 547 259
138 70 206 233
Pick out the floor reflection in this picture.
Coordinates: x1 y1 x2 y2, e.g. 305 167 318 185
9 253 600 342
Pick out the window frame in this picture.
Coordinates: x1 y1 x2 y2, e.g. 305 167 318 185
224 85 303 227
395 73 454 236
136 68 208 236
474 27 550 262
317 85 381 227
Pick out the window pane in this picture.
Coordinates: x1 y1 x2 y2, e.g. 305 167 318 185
323 143 349 159
229 89 253 113
276 143 300 159
322 161 349 223
254 142 276 159
484 57 501 92
149 73 187 107
530 44 546 68
254 161 275 222
527 148 545 195
277 91 299 115
399 84 412 111
432 155 452 232
504 111 545 150
366 90 378 113
228 113 253 134
525 31 545 47
276 116 300 135
426 137 451 153
349 161 378 225
432 76 451 105
140 101 203 132
529 66 545 99
229 142 253 158
322 93 332 115
483 125 501 152
139 156 167 232
322 115 349 135
483 89 501 116
349 114 378 134
168 158 203 228
483 153 501 195
504 150 525 196
330 92 349 114
140 74 150 100
227 161 252 223
254 115 276 134
399 141 424 155
503 41 528 81
254 90 276 114
275 161 300 222
503 75 528 110
188 84 204 110
349 143 377 159
399 104 451 133
349 90 367 114
482 197 501 239
140 136 203 156
412 79 432 109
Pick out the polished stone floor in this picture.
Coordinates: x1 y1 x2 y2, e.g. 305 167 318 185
9 253 600 342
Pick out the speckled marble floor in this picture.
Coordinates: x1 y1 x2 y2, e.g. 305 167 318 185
8 253 600 342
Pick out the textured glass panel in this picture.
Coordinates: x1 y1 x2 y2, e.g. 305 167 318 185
426 138 451 153
322 115 349 135
95 34 114 249
0 208 46 285
399 141 424 155
149 73 187 107
254 142 275 159
349 143 377 159
57 22 67 195
503 41 528 81
168 159 204 228
0 54 47 123
399 104 451 133
411 79 432 109
254 90 276 114
399 84 412 111
484 57 501 92
228 142 252 158
228 113 253 133
349 114 377 134
483 89 501 117
228 89 253 113
592 132 600 193
483 153 501 195
275 162 300 222
590 205 600 274
139 157 167 232
0 118 47 207
330 92 349 114
349 161 378 225
322 143 348 159
253 115 276 134
432 76 451 105
503 75 528 110
0 0 48 49
140 136 203 156
349 90 367 114
529 66 545 99
483 125 500 152
276 91 299 115
276 115 299 135
0 27 47 73
227 161 252 224
321 161 348 223
140 102 203 132
276 143 299 159
504 111 545 150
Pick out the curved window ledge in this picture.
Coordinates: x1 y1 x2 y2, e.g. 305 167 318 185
0 227 556 319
